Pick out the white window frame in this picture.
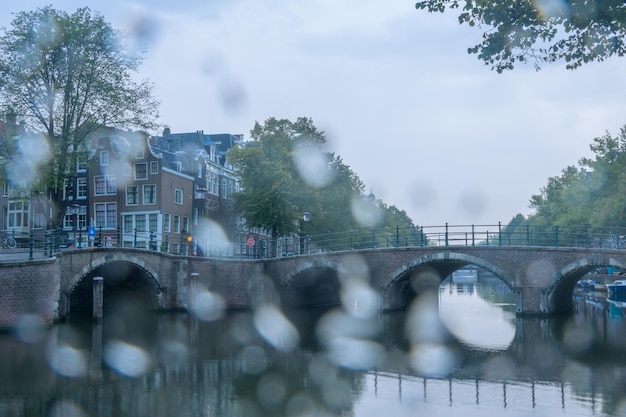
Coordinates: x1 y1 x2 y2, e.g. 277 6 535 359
143 184 157 205
150 161 159 174
100 151 109 166
94 202 117 228
94 175 116 195
174 188 183 205
164 213 171 233
126 185 139 206
134 162 148 180
77 177 87 199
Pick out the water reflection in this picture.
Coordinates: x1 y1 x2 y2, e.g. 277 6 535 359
439 278 516 351
1 278 626 416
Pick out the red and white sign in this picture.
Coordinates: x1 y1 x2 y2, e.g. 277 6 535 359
247 237 255 247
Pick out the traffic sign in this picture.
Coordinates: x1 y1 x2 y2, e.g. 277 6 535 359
88 227 96 238
247 237 255 247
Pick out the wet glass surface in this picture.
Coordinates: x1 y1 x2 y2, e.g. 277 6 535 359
1 274 625 417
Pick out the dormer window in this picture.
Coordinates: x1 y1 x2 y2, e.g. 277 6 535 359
172 162 182 172
100 151 109 166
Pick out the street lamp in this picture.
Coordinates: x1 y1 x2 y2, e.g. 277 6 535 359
70 203 80 248
194 186 208 255
300 211 311 254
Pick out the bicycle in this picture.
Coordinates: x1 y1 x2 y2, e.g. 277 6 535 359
1 231 17 249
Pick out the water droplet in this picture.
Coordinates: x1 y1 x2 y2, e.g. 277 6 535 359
103 340 151 377
253 305 300 352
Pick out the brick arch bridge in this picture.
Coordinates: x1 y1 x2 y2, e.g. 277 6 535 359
46 245 626 320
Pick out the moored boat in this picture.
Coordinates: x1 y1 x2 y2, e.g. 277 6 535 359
576 279 596 291
606 279 626 296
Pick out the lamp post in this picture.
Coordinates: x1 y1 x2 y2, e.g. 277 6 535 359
300 211 311 254
194 187 208 256
70 203 80 248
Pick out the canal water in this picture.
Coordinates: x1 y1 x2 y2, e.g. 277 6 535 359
1 274 626 417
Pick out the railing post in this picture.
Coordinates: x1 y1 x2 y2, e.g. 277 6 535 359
471 224 475 246
526 225 530 246
117 225 122 247
396 226 400 247
554 225 559 247
165 234 169 253
371 229 376 248
78 227 83 248
420 226 424 246
134 228 138 248
585 224 589 247
445 223 449 246
350 231 353 250
48 230 53 257
498 222 502 246
29 229 34 260
98 226 102 247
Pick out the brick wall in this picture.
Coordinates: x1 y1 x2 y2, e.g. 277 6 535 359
0 259 59 329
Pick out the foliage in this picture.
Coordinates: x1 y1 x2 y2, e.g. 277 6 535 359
228 117 359 246
0 6 159 225
415 0 626 72
228 117 420 254
507 125 626 232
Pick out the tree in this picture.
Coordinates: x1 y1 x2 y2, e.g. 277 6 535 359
228 117 374 256
0 6 159 226
511 125 626 233
415 0 626 72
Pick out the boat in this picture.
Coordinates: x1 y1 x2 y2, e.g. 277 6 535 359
606 280 626 296
576 279 596 291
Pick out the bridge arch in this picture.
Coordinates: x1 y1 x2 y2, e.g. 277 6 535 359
383 252 511 310
63 253 163 316
546 256 625 314
282 258 350 308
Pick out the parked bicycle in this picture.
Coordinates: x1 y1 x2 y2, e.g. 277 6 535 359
1 231 17 249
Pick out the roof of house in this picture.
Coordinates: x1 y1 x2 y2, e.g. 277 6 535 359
154 129 243 167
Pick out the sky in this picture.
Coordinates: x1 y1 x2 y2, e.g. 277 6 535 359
2 0 626 228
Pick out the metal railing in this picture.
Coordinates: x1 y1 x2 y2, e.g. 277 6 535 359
2 223 626 262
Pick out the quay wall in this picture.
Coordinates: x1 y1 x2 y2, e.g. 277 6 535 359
0 258 59 329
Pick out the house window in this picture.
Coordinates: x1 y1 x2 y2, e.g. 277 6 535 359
143 184 156 205
126 186 138 205
2 183 9 196
175 188 183 205
134 163 147 180
94 175 116 195
94 203 117 228
197 163 202 178
172 162 182 172
62 179 72 201
63 205 86 229
135 214 146 232
164 213 170 232
183 217 189 234
76 155 87 172
7 200 28 228
123 215 133 233
77 178 87 199
100 151 109 166
174 215 180 233
135 148 144 159
149 213 158 233
150 161 159 174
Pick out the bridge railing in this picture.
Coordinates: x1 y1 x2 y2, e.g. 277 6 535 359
4 223 626 262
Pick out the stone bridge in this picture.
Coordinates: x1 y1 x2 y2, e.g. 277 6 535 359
2 244 624 327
